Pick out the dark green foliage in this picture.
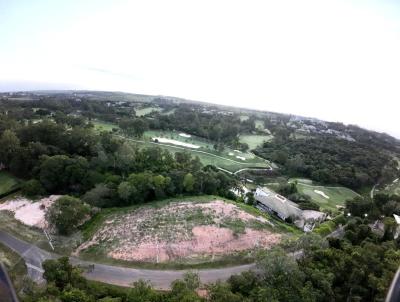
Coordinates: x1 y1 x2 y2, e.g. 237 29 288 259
46 196 90 235
21 179 44 197
256 136 397 189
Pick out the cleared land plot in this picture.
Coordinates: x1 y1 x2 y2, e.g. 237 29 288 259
290 179 360 212
77 198 281 266
239 134 273 150
0 195 60 229
135 106 162 117
0 172 20 196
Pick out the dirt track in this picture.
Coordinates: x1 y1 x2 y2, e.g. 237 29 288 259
0 230 255 289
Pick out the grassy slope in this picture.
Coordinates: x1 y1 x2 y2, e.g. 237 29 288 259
92 120 270 173
290 178 360 212
92 120 119 132
0 171 20 195
239 134 273 150
0 242 27 293
135 106 162 116
382 178 400 196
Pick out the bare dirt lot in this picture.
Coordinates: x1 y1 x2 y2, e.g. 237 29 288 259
76 200 281 263
0 195 60 229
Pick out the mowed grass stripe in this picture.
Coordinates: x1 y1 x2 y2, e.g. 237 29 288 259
289 178 360 212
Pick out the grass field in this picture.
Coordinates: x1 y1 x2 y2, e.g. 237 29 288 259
239 134 273 150
255 120 264 130
137 130 270 172
135 106 162 116
92 120 119 132
383 178 400 195
0 171 20 196
91 120 271 173
239 115 249 121
289 178 360 212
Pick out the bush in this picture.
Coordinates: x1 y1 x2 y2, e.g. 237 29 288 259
22 179 44 197
46 196 90 235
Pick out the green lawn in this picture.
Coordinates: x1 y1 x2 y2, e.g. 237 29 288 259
135 106 162 116
91 120 271 173
239 134 273 150
383 178 400 196
289 178 360 212
92 120 119 132
136 130 270 172
255 120 265 130
239 115 249 121
0 171 20 196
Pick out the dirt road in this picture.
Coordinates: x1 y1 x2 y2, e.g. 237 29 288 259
0 230 254 289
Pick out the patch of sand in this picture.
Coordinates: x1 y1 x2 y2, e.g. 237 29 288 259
0 195 61 228
179 133 191 138
153 137 200 149
236 156 246 161
77 200 279 262
314 190 329 199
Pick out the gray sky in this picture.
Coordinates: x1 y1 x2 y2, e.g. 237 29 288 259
1 0 399 138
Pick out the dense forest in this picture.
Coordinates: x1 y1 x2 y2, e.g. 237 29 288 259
255 135 398 189
1 93 400 301
0 113 238 209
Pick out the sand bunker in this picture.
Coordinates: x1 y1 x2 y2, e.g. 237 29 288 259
77 200 280 262
0 195 61 228
314 190 330 199
179 133 191 138
236 156 246 161
153 137 200 149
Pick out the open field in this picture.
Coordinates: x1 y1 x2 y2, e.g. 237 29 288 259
77 197 283 268
91 121 271 173
135 106 162 116
138 130 270 172
92 120 119 132
255 120 264 130
0 172 20 196
239 115 249 121
239 134 273 150
383 178 400 195
289 178 360 212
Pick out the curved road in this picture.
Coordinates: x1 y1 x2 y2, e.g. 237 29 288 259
0 230 254 289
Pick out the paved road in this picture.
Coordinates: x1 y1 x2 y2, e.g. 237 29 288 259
0 230 254 289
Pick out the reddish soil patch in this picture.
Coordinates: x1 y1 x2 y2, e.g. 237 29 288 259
77 200 281 263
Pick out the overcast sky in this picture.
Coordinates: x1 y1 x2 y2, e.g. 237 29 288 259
1 0 399 138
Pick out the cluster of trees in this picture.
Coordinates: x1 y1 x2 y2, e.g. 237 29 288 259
0 114 237 210
256 136 398 189
149 107 256 146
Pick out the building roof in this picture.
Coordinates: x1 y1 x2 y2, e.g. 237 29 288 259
255 187 303 219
